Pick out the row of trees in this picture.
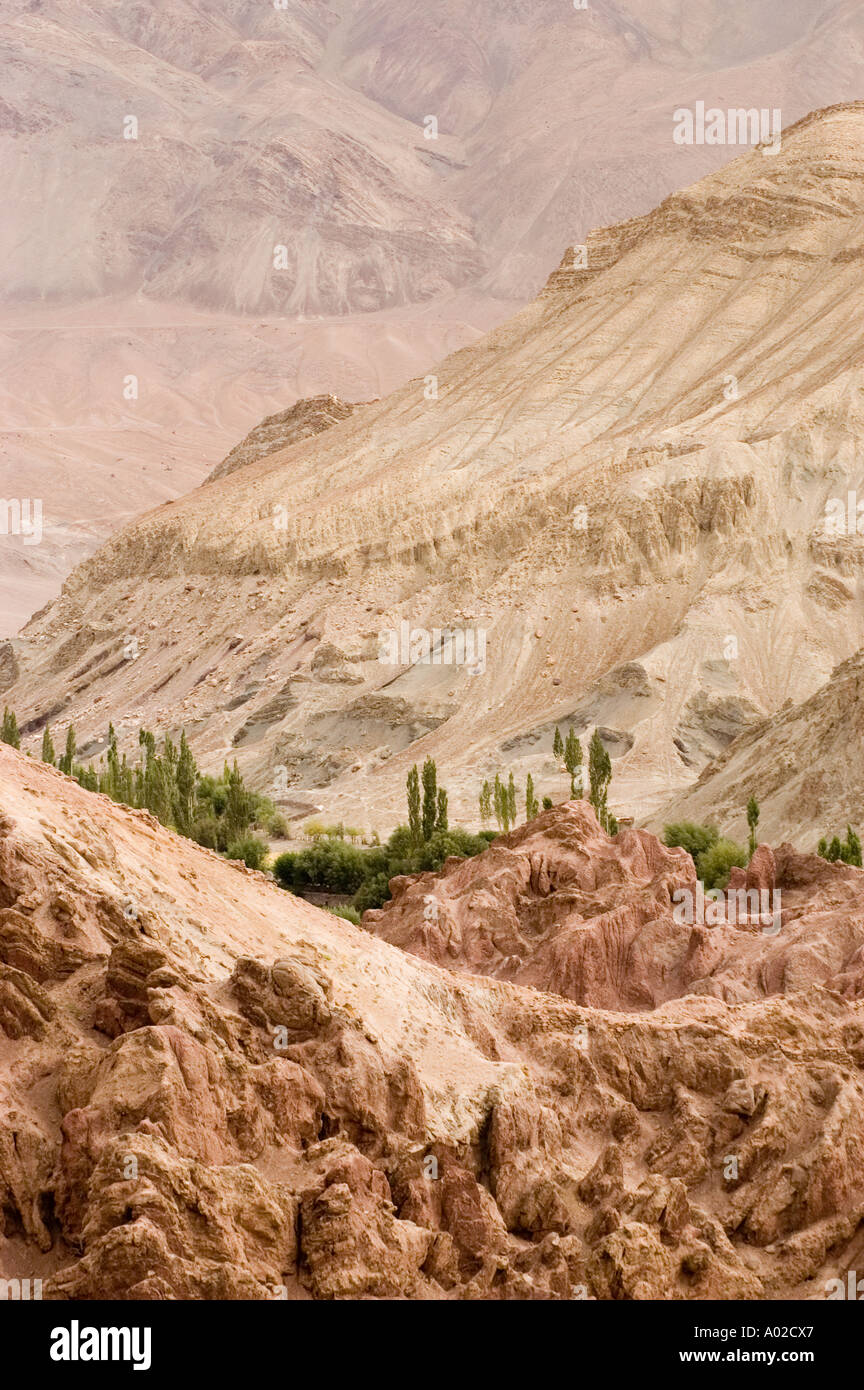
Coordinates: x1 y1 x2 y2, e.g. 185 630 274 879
817 827 862 866
478 726 617 834
1 707 277 868
275 821 494 913
479 772 520 832
407 758 448 843
554 725 615 831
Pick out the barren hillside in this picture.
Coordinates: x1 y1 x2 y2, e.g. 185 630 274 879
653 650 864 849
4 0 864 628
6 104 864 834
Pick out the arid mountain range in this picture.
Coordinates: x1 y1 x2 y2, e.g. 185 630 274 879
4 0 864 627
5 102 864 838
4 745 864 1300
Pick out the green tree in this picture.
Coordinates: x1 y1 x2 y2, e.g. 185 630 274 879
507 771 517 828
41 724 55 765
226 836 269 870
845 826 863 867
224 760 252 843
354 872 394 913
74 764 98 792
553 726 563 762
588 729 611 828
479 780 492 826
100 724 120 800
137 730 173 823
436 787 448 833
421 757 438 841
174 729 197 835
1 706 20 750
564 729 583 797
746 794 760 857
273 840 366 893
493 773 508 832
525 773 539 821
112 747 134 805
407 765 422 845
59 725 76 775
697 838 749 890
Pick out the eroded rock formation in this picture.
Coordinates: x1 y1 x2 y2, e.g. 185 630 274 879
2 747 864 1300
365 801 864 1010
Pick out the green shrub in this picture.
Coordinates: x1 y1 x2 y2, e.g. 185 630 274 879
272 815 494 913
191 815 220 849
226 836 269 870
696 838 748 890
663 821 719 861
353 872 393 913
273 839 367 893
409 827 485 872
326 905 362 925
266 811 290 839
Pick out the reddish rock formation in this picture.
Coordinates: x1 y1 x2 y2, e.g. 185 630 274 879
746 843 777 898
364 803 864 1010
4 749 864 1301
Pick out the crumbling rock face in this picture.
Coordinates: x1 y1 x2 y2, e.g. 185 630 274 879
3 747 864 1300
231 955 333 1038
365 803 864 1011
364 801 696 1010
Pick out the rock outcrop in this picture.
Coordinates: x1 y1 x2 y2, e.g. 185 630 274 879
206 396 360 484
364 802 864 1011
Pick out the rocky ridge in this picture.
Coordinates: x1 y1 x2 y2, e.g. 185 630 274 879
206 394 361 483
